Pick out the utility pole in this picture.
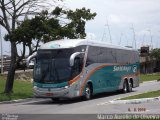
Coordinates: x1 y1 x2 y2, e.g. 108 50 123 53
119 33 123 45
102 18 112 44
102 28 108 42
147 29 154 73
142 34 146 46
106 19 112 44
147 29 153 49
130 24 136 49
0 26 3 74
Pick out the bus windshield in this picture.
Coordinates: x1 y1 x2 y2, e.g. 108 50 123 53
34 48 83 84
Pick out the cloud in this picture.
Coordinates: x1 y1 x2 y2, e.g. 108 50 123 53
86 33 96 40
135 29 151 36
108 15 121 24
1 0 160 53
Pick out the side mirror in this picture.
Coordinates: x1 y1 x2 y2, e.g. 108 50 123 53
26 52 37 68
28 59 35 69
69 52 84 67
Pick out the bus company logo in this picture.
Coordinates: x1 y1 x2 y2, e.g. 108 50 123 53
132 65 137 73
113 66 131 72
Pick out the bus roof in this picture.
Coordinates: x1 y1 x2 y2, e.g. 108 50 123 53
39 39 136 51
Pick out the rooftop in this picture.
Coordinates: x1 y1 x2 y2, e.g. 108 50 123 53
39 39 137 51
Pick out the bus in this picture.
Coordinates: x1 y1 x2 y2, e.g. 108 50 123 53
27 39 140 100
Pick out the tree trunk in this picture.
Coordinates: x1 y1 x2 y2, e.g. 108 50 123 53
4 41 17 94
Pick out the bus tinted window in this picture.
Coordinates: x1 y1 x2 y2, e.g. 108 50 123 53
86 46 139 65
37 50 52 60
98 48 117 63
116 49 129 64
87 46 118 65
87 46 99 65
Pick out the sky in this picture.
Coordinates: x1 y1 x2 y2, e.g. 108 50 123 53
64 0 160 49
1 0 160 55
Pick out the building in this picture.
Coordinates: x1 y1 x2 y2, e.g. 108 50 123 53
140 46 159 74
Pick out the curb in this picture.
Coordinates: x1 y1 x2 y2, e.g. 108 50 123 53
141 80 158 84
0 98 34 104
109 96 160 104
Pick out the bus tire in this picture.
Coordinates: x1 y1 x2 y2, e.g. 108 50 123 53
122 80 128 93
127 80 132 92
85 84 92 100
51 98 60 102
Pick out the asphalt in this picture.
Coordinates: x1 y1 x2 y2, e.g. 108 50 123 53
0 80 159 105
0 80 160 120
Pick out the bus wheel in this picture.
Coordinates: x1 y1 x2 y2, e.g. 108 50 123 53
122 80 128 93
85 84 92 100
127 80 132 92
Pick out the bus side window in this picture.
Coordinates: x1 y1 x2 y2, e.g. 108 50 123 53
86 46 98 66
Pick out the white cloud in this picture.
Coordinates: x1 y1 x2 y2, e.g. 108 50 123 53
86 33 96 40
65 0 160 48
108 15 121 24
135 29 150 36
1 0 160 54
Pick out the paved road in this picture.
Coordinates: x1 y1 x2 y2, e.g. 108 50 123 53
0 81 160 120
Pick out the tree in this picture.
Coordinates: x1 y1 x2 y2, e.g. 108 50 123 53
0 0 62 94
150 48 160 61
5 7 96 55
150 48 160 72
1 0 96 94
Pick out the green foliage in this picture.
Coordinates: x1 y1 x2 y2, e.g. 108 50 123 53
5 7 96 44
52 7 63 16
150 48 160 61
120 90 160 100
0 76 32 101
140 74 160 83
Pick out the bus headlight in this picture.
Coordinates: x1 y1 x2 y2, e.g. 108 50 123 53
64 86 69 89
33 86 38 90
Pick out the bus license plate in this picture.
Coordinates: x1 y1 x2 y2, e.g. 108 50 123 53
46 93 53 96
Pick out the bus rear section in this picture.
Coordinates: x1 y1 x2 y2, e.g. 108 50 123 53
80 45 140 97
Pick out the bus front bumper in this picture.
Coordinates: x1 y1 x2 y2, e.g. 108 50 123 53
33 86 78 98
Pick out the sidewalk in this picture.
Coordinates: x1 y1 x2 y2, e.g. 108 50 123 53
1 69 33 75
109 96 160 104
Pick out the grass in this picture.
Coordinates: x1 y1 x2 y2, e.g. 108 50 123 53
121 73 160 100
140 73 160 83
120 90 160 100
0 75 33 102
